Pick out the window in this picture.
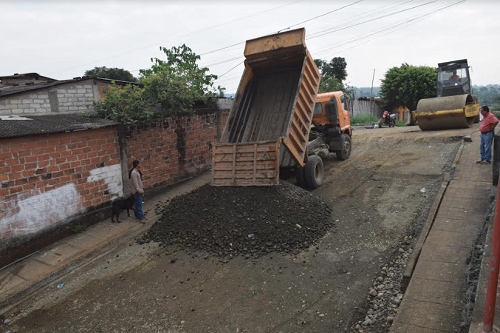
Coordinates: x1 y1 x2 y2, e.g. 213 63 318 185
314 102 323 115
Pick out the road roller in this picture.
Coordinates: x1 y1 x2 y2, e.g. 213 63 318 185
415 59 480 131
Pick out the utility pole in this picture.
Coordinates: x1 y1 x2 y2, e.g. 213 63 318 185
370 69 375 116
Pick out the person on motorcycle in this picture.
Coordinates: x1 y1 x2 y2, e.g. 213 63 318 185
379 110 390 127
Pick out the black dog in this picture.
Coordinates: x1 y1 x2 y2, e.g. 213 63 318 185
111 195 135 223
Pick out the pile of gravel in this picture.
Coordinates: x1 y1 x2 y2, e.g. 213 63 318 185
145 182 333 258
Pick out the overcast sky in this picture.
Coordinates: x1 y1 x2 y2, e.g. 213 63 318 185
1 0 499 93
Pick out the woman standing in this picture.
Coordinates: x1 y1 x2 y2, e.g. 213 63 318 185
129 160 145 223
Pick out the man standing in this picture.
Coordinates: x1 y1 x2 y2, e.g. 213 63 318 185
477 106 499 164
130 160 145 223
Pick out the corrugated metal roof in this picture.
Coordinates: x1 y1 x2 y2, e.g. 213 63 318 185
0 114 119 139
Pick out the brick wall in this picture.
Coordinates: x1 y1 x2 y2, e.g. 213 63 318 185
0 127 122 248
0 100 232 265
126 108 229 190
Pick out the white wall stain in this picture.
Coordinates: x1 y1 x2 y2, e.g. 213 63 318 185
1 183 83 235
87 164 123 198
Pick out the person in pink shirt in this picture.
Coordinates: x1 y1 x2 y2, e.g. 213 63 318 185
477 106 499 164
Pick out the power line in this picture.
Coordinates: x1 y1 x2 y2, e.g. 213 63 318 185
318 0 466 57
200 0 363 57
308 0 439 40
217 61 244 79
281 0 364 31
46 0 305 76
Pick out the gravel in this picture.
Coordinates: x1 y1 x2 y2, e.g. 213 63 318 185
144 182 333 259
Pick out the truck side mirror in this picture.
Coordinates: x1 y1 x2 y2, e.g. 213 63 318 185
325 100 338 123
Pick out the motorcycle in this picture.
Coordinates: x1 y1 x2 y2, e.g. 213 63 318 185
379 112 396 128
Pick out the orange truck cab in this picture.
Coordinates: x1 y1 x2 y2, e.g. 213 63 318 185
310 91 352 160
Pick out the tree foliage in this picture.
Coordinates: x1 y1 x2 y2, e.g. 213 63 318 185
84 66 137 82
315 57 348 93
474 84 500 110
315 57 347 82
380 64 436 111
92 45 219 124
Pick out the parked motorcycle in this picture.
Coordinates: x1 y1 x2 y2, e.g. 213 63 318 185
379 111 396 128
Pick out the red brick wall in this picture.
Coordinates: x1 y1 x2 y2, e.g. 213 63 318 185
126 109 229 190
0 127 122 242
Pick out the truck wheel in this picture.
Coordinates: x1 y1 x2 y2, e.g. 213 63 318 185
295 166 307 188
336 134 351 160
304 155 324 189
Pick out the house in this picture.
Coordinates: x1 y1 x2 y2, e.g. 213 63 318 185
0 74 137 116
352 97 385 118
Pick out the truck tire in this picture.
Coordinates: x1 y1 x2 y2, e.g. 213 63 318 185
295 166 307 188
336 134 351 160
304 155 324 189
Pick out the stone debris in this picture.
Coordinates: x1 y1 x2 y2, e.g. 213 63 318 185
143 182 333 259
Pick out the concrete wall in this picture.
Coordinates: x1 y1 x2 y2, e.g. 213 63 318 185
0 79 102 116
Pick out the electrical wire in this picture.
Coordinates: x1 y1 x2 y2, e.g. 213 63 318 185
46 0 305 75
317 0 466 57
308 0 439 40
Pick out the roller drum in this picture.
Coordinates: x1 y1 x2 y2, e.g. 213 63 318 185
416 94 475 131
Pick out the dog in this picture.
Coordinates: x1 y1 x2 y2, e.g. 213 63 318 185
111 195 135 223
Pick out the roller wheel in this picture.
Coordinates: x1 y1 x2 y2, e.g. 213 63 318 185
304 155 324 189
336 134 352 160
295 166 307 188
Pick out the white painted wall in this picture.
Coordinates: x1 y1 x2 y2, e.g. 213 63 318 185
87 164 124 199
0 183 84 236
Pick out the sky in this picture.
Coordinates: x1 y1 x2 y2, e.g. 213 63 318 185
1 0 499 93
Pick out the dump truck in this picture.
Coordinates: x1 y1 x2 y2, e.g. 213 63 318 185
295 91 353 188
212 28 352 188
415 59 480 131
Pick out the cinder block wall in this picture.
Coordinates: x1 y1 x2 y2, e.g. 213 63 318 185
0 79 99 116
0 127 122 253
126 109 229 190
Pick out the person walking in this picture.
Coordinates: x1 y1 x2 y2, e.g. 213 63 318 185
477 106 499 164
129 160 145 223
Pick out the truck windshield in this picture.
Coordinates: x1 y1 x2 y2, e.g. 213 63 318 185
314 102 322 115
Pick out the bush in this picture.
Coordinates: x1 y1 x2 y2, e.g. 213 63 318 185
91 45 219 125
351 114 379 126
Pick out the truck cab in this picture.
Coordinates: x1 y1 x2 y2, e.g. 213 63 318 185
313 91 352 136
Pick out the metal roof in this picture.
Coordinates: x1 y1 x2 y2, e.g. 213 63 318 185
0 114 118 139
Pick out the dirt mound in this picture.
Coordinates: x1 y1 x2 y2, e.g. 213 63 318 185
146 182 333 258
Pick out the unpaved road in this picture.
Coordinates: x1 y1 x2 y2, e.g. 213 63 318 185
4 125 480 333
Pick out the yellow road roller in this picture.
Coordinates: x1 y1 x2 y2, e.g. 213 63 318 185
415 59 480 131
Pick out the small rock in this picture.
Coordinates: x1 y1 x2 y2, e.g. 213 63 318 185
369 289 377 297
464 136 472 142
386 316 394 323
170 258 177 264
3 318 11 325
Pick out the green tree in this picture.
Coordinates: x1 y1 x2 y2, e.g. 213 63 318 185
84 66 137 82
314 57 348 93
92 45 220 124
380 63 436 111
318 77 344 94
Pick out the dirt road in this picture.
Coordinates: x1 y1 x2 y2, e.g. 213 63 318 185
5 125 479 333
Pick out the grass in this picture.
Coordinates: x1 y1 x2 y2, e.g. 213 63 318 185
351 115 379 126
73 224 87 234
351 115 407 127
